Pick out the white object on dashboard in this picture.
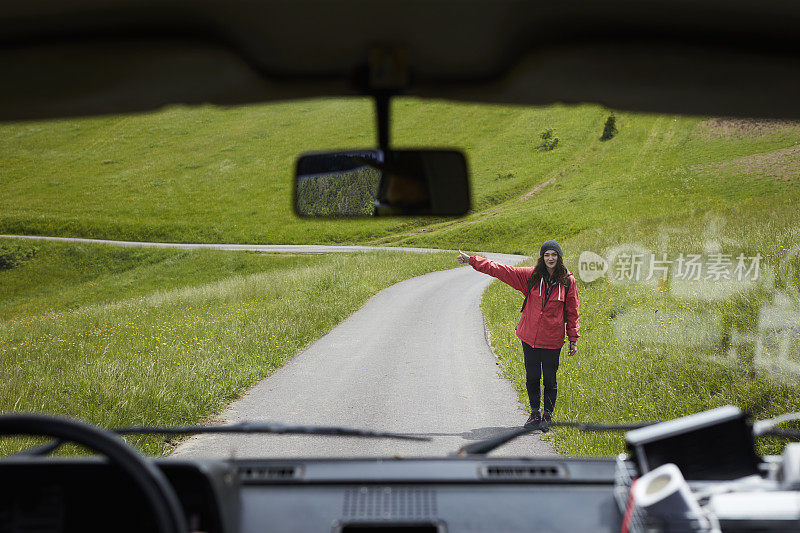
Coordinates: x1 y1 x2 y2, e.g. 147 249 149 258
632 463 703 520
707 491 800 520
779 442 800 489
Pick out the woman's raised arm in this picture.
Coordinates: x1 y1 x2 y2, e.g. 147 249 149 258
457 251 531 294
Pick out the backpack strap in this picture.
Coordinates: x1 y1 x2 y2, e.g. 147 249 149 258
520 272 535 313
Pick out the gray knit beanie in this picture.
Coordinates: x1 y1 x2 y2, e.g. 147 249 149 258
540 240 563 258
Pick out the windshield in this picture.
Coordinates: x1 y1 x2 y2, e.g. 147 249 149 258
1 99 798 459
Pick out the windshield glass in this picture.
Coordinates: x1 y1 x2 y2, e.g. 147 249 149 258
1 99 798 459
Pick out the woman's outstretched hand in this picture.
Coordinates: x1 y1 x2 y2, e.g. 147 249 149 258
457 250 470 264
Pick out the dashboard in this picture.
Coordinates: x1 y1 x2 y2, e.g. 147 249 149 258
5 408 799 532
0 456 622 532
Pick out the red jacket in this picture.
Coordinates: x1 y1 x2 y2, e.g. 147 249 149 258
469 255 580 349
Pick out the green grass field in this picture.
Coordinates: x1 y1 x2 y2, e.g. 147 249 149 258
0 241 455 455
0 99 614 244
468 114 800 456
2 99 799 457
481 256 800 457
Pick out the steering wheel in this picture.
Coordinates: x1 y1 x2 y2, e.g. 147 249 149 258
0 413 188 533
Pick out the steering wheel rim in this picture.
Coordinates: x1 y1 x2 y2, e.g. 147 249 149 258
0 413 187 533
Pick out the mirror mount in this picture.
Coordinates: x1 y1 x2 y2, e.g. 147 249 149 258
293 47 470 217
364 45 411 153
375 92 391 154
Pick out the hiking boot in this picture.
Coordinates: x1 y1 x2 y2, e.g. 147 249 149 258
540 411 552 433
524 410 541 428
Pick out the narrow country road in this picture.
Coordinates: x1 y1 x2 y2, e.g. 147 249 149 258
173 252 556 459
3 235 557 457
0 235 453 254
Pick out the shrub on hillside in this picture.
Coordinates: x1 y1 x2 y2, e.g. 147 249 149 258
0 243 38 271
538 129 559 151
600 115 618 141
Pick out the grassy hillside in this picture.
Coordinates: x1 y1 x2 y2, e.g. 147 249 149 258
0 99 612 243
482 255 800 458
2 99 799 457
0 240 455 455
460 115 800 456
379 114 800 253
2 100 797 252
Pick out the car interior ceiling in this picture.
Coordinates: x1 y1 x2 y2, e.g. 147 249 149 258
2 1 800 121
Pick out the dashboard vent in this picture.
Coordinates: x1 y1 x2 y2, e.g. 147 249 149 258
481 464 567 480
343 486 437 520
238 465 303 482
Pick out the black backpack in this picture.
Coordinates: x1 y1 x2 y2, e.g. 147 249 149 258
520 270 571 323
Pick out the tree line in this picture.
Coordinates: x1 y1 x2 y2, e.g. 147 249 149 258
295 167 381 216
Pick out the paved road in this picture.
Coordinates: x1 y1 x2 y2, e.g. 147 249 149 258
173 252 556 459
3 235 556 458
0 235 453 255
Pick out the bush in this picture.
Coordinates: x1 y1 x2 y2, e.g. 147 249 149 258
0 243 38 271
600 115 618 141
538 129 559 151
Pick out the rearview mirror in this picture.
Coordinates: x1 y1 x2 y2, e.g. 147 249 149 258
294 149 470 217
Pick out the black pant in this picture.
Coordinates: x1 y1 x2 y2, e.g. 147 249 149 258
522 341 561 414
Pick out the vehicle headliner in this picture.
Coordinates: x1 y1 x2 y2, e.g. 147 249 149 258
2 1 800 121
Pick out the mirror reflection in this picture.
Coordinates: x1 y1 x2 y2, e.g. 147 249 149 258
295 150 382 217
294 149 470 217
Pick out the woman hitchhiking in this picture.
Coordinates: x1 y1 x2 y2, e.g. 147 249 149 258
457 241 580 432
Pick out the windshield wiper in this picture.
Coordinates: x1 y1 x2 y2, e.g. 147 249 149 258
10 422 431 457
455 412 800 455
115 421 429 440
454 421 657 456
14 413 799 459
456 413 800 456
